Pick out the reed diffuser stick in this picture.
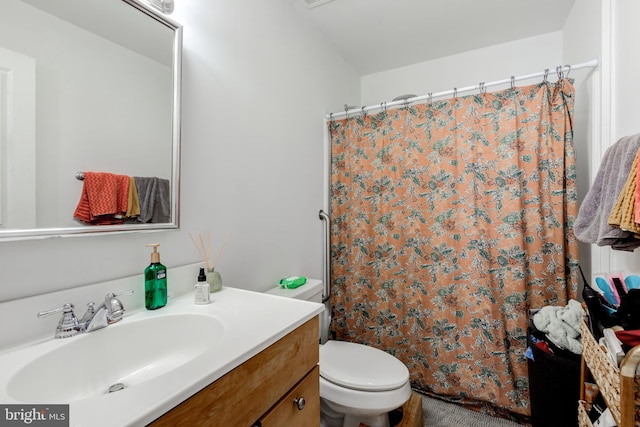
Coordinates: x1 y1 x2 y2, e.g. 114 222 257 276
190 229 230 271
207 229 212 266
189 232 207 263
212 230 231 269
198 232 213 270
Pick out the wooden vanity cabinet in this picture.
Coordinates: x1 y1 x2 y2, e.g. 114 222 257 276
149 317 320 427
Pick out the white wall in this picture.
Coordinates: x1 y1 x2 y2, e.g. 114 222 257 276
562 0 604 281
0 0 359 302
611 2 640 140
562 0 640 280
0 47 36 229
608 0 640 275
361 32 563 106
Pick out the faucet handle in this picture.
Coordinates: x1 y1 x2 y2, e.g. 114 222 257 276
105 289 134 302
79 302 97 324
104 290 134 324
37 303 74 319
112 289 134 298
37 303 83 339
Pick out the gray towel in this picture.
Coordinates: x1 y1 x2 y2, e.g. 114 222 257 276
574 133 640 251
134 177 171 223
532 299 585 354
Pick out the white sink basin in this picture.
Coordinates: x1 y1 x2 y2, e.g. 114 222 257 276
0 286 323 427
7 313 223 403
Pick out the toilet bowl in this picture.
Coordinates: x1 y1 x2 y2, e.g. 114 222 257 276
266 280 411 427
320 340 411 427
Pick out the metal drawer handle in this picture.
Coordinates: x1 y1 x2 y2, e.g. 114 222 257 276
293 397 306 410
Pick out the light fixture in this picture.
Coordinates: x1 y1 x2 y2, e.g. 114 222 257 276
140 0 174 14
304 0 335 10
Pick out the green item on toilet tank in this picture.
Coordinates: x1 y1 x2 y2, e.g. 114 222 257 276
279 276 307 289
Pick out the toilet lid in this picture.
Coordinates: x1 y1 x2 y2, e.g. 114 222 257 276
319 340 410 391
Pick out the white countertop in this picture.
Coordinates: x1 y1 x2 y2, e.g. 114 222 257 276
0 286 324 426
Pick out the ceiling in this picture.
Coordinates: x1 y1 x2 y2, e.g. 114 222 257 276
290 0 576 75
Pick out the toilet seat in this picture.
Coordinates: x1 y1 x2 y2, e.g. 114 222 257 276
320 375 412 414
319 340 410 391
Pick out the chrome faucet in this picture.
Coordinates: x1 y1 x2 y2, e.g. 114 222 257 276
38 290 134 338
81 290 133 332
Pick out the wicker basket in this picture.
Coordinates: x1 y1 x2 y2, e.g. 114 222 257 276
580 321 640 427
581 321 623 422
578 400 594 427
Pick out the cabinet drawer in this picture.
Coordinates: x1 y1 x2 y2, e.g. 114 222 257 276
259 365 320 427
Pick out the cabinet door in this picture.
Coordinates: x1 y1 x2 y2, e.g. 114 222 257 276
150 318 319 427
259 366 320 427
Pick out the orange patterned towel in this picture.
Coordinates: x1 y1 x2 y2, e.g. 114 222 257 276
73 172 130 224
608 148 640 233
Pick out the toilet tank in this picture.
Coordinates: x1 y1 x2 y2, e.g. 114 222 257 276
265 279 323 302
265 279 329 344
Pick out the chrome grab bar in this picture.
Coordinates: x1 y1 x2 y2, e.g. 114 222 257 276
318 209 331 303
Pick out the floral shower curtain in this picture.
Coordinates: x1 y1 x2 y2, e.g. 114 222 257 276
328 79 579 418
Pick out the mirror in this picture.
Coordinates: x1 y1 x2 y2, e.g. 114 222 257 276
0 0 181 240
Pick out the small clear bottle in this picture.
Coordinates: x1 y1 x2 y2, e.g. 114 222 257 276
194 267 210 304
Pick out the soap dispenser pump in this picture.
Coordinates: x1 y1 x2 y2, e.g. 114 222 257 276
145 243 167 310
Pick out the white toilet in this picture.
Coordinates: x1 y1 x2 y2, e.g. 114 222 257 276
266 280 411 427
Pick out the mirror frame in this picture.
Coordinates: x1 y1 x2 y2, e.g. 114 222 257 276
0 0 182 242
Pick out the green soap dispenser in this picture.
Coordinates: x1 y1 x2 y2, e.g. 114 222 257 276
145 243 167 310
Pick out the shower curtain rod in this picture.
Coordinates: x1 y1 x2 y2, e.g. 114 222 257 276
326 59 599 120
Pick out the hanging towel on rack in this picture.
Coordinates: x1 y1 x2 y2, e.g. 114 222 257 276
574 133 640 250
635 154 640 224
73 172 130 225
134 176 171 223
125 176 141 218
608 148 640 234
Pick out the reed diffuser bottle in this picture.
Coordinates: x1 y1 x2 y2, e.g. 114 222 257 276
189 229 230 294
206 268 223 293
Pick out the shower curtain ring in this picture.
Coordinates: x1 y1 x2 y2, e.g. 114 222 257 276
564 64 571 78
479 82 486 95
453 87 457 99
361 106 367 117
329 112 333 122
556 65 564 80
543 69 549 83
510 76 515 89
428 92 433 106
